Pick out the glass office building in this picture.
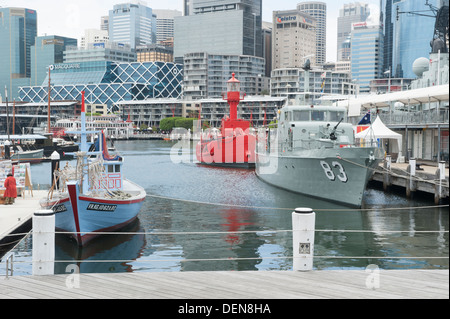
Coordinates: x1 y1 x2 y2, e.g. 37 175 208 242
0 7 37 99
351 23 384 92
31 35 78 86
392 0 438 78
175 0 262 62
109 2 157 49
19 61 183 111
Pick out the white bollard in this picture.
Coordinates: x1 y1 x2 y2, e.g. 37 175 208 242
32 210 55 276
409 158 416 176
292 208 316 271
439 161 446 181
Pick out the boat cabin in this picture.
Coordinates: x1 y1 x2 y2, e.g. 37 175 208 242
89 159 124 193
277 104 354 151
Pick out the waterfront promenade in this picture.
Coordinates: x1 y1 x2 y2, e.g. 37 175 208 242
0 269 448 299
0 190 48 248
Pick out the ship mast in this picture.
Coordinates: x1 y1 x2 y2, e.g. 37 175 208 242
47 66 51 134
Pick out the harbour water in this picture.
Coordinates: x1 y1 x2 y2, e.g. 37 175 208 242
7 140 449 275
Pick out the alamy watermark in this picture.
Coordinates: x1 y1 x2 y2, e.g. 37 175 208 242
365 264 380 290
169 120 279 174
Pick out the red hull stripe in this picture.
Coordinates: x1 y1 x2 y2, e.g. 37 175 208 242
67 183 82 243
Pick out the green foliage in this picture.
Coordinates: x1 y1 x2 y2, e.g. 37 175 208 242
160 117 183 131
174 118 195 130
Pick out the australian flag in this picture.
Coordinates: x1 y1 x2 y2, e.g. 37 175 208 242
358 111 371 125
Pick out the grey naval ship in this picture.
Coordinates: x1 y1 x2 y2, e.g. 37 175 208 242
255 94 383 207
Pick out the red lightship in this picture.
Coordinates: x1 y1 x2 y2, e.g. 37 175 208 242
196 73 256 168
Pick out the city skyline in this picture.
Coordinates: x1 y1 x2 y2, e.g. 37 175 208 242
1 0 380 63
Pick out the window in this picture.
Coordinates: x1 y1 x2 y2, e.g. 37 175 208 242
293 110 309 121
311 111 325 121
328 111 345 122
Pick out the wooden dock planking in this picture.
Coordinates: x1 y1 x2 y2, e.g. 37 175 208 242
1 270 448 299
0 190 49 250
371 162 449 202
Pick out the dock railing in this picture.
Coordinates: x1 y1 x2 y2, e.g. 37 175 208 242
1 202 448 277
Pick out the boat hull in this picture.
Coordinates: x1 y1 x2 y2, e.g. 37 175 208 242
41 179 146 245
255 147 382 207
10 149 44 164
196 133 256 168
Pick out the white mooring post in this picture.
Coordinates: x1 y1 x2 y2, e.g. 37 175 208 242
32 210 55 276
292 208 316 271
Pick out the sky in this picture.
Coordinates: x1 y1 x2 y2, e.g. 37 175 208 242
1 0 380 62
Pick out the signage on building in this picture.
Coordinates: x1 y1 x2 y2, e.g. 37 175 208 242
352 22 367 29
42 39 65 46
302 17 313 25
277 16 297 23
50 63 81 71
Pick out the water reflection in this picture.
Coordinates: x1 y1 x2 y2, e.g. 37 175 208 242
17 140 448 274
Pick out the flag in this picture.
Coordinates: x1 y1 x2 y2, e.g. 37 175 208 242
358 111 371 125
321 72 326 78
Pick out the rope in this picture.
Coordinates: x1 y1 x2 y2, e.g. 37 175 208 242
145 193 449 212
2 229 444 238
4 255 448 267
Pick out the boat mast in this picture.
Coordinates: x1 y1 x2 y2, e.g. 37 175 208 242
47 66 51 134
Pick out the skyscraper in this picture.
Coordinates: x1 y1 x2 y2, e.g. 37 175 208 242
153 9 181 44
109 1 157 50
174 0 262 62
272 9 316 69
31 35 78 86
351 22 384 92
297 1 327 65
391 0 438 78
380 0 394 76
0 7 37 99
337 2 370 61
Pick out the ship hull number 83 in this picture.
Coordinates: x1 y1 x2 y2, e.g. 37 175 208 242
320 160 348 183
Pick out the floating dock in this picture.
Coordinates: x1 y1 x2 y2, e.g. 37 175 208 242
371 161 449 203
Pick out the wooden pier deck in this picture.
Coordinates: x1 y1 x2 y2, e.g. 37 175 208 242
0 190 48 250
0 269 448 299
371 162 449 203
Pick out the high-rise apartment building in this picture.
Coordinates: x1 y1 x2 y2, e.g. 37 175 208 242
31 35 78 86
351 22 384 92
109 1 157 50
174 0 262 62
153 9 182 44
272 9 316 69
183 52 265 99
297 1 327 65
337 2 370 62
0 7 37 100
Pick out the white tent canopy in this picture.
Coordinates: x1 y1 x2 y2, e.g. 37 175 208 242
355 116 403 161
